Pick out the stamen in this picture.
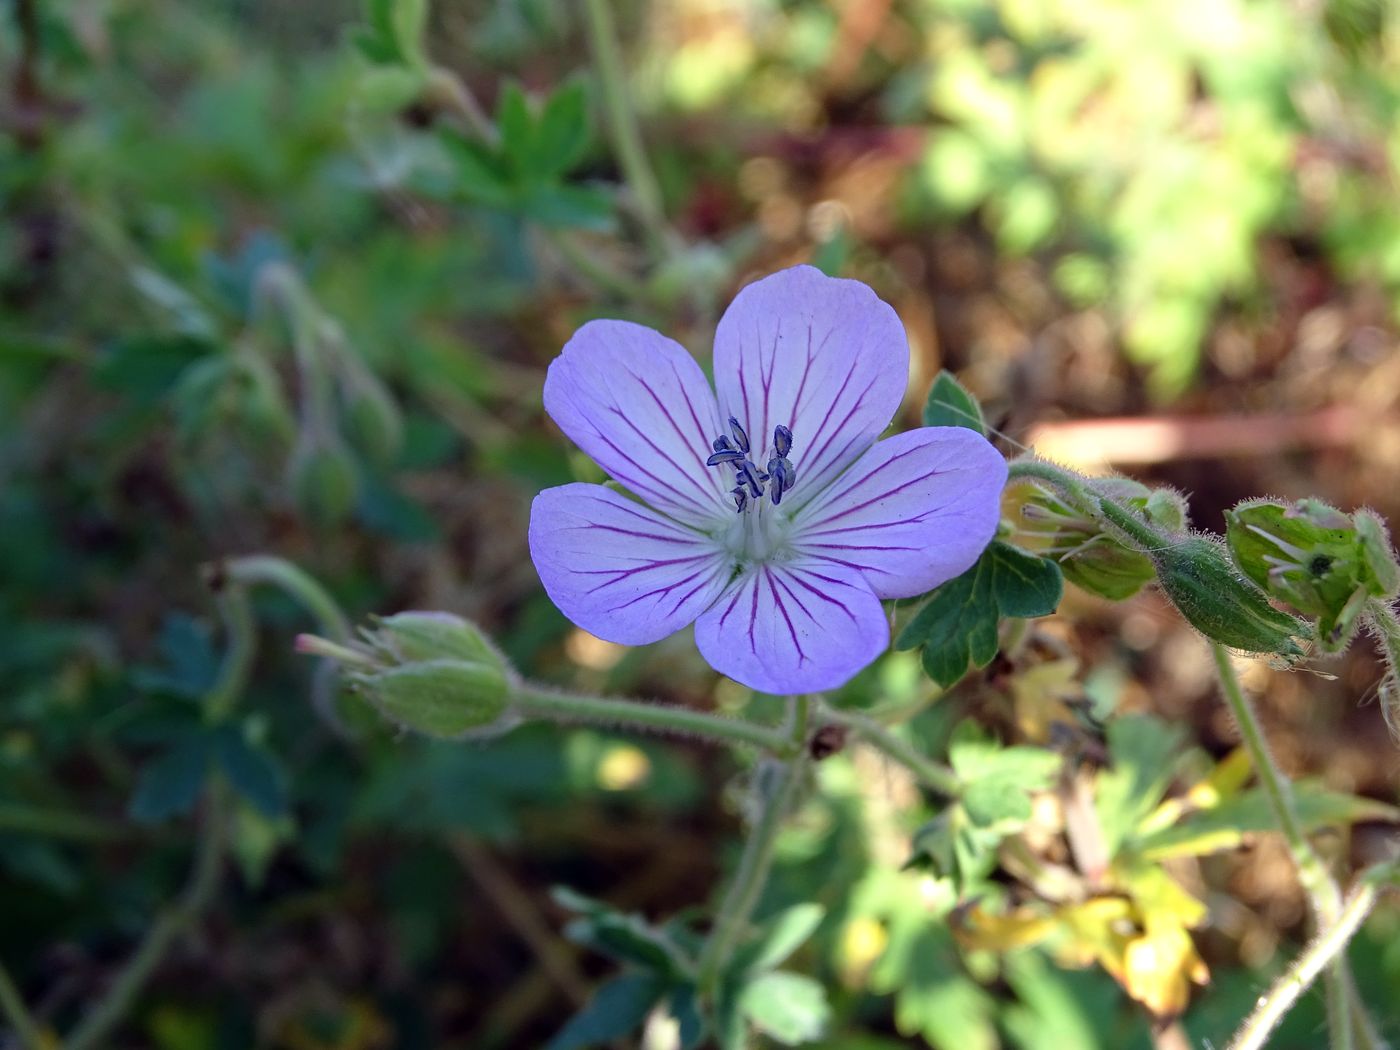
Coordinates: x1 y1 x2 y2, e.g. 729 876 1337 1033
703 419 797 514
774 425 792 458
728 417 750 455
707 449 745 466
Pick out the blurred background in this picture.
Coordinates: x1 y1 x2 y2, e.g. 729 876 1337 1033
4 0 1400 1047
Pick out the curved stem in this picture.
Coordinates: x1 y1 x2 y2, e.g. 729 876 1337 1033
1210 644 1342 919
1212 643 1359 1048
66 783 228 1050
581 0 669 258
205 586 256 722
221 555 352 641
514 684 792 754
1226 880 1379 1050
696 695 812 999
818 705 962 798
0 958 43 1050
1006 458 1096 510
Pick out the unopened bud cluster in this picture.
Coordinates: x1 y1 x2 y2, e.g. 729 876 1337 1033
300 612 517 739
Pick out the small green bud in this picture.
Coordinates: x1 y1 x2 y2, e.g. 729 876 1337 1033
342 372 404 467
1226 498 1399 652
1099 498 1304 656
370 611 503 667
351 659 514 739
288 434 359 527
1144 488 1189 533
1011 480 1155 600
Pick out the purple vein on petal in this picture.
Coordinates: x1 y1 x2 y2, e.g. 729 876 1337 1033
627 369 717 492
766 568 807 664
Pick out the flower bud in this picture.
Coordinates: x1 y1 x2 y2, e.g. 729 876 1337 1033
350 659 514 739
369 611 504 667
1009 480 1155 600
339 365 404 468
288 433 359 527
298 612 518 740
1225 498 1399 652
1099 499 1304 656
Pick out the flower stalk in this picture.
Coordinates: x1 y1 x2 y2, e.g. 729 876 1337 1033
1211 644 1366 1050
1226 878 1381 1050
581 0 670 259
817 703 962 798
514 684 794 755
695 695 813 1000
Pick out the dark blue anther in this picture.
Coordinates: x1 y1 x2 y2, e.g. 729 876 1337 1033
767 461 787 505
727 417 750 454
735 461 764 499
706 449 745 467
773 425 792 458
704 420 795 514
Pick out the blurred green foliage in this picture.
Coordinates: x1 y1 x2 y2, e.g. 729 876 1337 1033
3 0 1400 1048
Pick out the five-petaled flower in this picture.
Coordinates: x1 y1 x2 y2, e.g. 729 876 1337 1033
528 265 1007 693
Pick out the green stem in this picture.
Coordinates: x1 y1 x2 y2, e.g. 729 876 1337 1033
222 555 352 641
1006 458 1096 510
581 0 670 258
0 959 43 1050
696 696 812 999
1226 880 1378 1050
514 685 793 754
818 705 962 798
1212 643 1357 1048
205 586 256 722
1210 644 1342 919
66 783 228 1050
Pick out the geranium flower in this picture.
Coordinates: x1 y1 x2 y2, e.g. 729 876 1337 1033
528 265 1007 693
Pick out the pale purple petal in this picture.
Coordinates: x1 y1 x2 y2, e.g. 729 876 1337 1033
712 265 909 500
529 483 732 646
544 320 730 525
693 560 888 694
789 426 1007 599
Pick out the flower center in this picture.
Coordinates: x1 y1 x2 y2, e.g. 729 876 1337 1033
705 417 797 513
705 418 797 566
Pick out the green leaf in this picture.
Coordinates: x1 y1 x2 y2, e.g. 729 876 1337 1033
948 722 1061 830
923 370 986 434
390 0 428 67
523 184 615 231
130 734 212 823
212 727 288 819
533 81 592 178
497 83 535 174
546 971 665 1050
553 887 692 976
731 903 824 974
1095 715 1186 855
666 985 707 1049
738 971 831 1044
1134 782 1399 861
897 542 1063 687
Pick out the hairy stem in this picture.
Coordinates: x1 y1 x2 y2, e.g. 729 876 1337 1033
581 0 670 258
221 554 353 641
696 696 812 999
66 784 228 1050
1226 880 1379 1050
818 705 962 798
205 586 256 722
1211 643 1357 1048
514 685 794 754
